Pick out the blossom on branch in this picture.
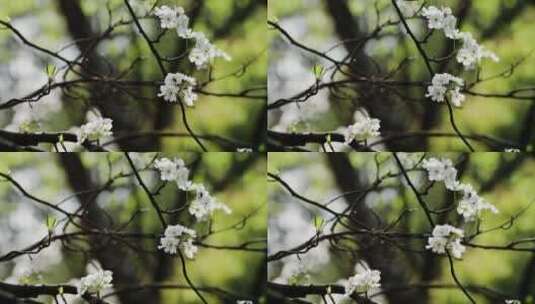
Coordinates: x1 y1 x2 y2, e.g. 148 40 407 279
158 224 198 259
421 157 459 190
153 5 181 29
158 72 198 106
420 6 459 39
77 269 113 296
189 32 232 69
153 157 192 190
457 183 499 221
342 110 381 145
76 111 113 144
420 5 499 71
174 7 193 39
153 5 230 70
344 267 381 296
426 224 466 259
189 184 232 221
421 156 499 222
425 73 465 107
456 32 499 70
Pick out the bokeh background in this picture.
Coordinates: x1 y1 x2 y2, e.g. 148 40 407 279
268 0 535 151
268 152 535 303
0 152 267 304
0 0 267 151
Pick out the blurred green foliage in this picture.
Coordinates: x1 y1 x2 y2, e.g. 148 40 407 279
268 152 535 303
0 152 267 304
268 0 535 151
0 0 266 151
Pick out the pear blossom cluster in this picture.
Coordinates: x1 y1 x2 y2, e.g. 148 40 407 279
153 157 232 258
421 157 499 259
344 267 382 296
154 6 192 38
420 5 499 70
154 5 230 66
425 224 466 259
153 157 192 190
456 32 500 70
76 111 113 144
421 157 459 190
456 183 498 221
153 5 231 106
188 31 232 69
157 72 197 106
157 224 198 259
76 269 113 296
417 4 499 107
425 73 465 107
420 6 459 39
343 109 381 145
421 157 498 222
189 184 232 221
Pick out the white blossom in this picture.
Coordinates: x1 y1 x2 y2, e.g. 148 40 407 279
343 110 381 144
504 148 521 152
76 112 113 144
158 81 180 102
153 5 180 29
175 8 193 38
422 157 499 222
421 157 459 190
426 224 466 259
421 5 498 70
505 300 521 304
420 6 444 29
157 234 180 254
153 157 192 190
189 184 232 221
158 72 198 106
420 6 459 39
457 183 498 221
456 32 499 70
189 32 231 69
442 14 459 39
158 224 198 258
237 148 253 153
181 238 199 259
344 268 381 296
154 6 193 38
77 270 113 296
425 73 465 107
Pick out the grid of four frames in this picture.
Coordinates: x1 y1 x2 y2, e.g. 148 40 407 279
0 1 534 304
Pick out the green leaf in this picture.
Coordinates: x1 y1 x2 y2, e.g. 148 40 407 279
313 215 325 231
313 64 325 79
288 271 309 286
45 64 57 78
46 215 57 231
18 119 40 133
